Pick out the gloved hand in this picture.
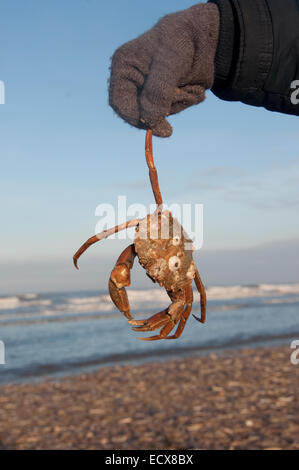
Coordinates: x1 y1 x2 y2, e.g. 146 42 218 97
109 3 219 137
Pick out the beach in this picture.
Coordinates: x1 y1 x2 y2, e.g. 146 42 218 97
0 344 298 450
1 284 299 385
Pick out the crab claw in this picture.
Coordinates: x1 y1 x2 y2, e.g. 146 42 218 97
130 301 185 341
108 244 137 321
128 309 169 332
109 278 133 321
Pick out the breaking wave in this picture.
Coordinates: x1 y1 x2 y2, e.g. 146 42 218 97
205 283 299 300
0 283 299 325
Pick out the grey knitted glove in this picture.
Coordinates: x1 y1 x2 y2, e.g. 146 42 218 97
109 3 219 137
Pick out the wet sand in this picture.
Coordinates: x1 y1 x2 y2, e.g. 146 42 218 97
0 345 298 450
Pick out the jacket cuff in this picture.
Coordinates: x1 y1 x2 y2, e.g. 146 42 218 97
208 0 237 88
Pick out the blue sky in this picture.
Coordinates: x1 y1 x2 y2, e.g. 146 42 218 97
0 0 299 292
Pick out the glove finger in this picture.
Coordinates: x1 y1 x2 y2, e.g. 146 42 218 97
109 51 145 128
139 49 182 135
170 85 206 115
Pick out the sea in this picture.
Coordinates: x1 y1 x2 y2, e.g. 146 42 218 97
0 283 299 385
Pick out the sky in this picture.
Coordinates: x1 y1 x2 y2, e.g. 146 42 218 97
0 0 299 293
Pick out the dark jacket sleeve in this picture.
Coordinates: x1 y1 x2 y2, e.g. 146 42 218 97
208 0 299 116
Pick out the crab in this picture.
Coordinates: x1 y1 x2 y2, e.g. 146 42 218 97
73 130 206 340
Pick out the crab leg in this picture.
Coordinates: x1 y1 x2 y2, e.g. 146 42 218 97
130 297 185 341
166 284 193 340
145 129 163 209
192 268 207 324
129 309 170 331
109 244 137 320
73 219 140 269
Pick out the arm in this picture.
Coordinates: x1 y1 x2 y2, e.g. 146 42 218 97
209 0 299 115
